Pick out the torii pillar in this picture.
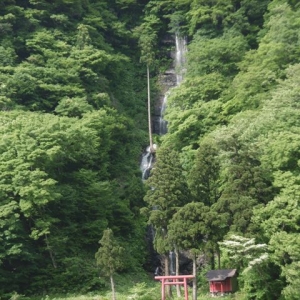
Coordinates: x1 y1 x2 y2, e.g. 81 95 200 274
154 275 194 300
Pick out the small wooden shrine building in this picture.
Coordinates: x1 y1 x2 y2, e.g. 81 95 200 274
206 269 238 295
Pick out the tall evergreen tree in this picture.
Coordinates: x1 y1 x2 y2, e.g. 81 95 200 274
168 202 220 300
95 228 125 300
213 137 273 234
143 146 190 278
188 140 221 206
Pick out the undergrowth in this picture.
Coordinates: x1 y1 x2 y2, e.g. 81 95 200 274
13 272 242 300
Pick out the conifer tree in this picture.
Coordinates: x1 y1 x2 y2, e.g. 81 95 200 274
168 201 219 300
188 140 221 206
143 146 190 279
95 228 125 300
213 138 273 234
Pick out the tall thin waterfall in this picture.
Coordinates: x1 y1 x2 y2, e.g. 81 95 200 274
140 146 154 180
158 35 187 138
175 35 187 85
159 93 168 135
140 34 187 273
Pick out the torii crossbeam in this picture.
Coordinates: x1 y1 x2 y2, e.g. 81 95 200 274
154 275 194 300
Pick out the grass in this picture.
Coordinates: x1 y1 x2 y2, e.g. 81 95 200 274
15 273 243 300
25 273 160 300
26 291 240 300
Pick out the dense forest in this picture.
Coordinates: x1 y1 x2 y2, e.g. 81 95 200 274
0 0 300 299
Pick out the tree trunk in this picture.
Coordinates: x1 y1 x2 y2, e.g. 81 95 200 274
164 254 172 298
192 254 197 300
147 64 153 152
45 234 57 269
110 274 116 300
175 246 181 297
210 249 215 270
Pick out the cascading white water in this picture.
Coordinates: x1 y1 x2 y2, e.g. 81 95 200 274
175 35 187 85
158 35 187 137
159 93 168 135
140 146 154 180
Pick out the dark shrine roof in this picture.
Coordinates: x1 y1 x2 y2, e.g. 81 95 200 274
206 269 237 281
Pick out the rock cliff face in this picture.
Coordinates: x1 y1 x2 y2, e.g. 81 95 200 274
153 69 177 135
152 35 178 135
153 34 187 135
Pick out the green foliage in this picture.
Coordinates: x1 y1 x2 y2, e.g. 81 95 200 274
240 263 282 300
135 15 160 66
219 235 268 271
188 140 221 205
0 107 145 295
270 232 300 300
218 235 282 299
143 146 190 254
168 202 219 256
185 0 270 39
0 0 150 296
187 29 248 77
126 282 158 300
164 99 223 150
158 3 300 298
1 0 300 298
223 2 300 115
55 97 93 117
253 170 300 299
49 256 105 294
25 273 160 300
95 228 125 277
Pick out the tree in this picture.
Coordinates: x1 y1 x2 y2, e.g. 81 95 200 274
253 171 300 300
223 2 300 115
0 108 144 294
168 202 220 300
188 140 221 206
213 136 273 234
163 98 223 151
95 228 125 300
219 235 276 299
187 29 248 78
185 0 270 39
0 0 149 295
219 235 268 271
187 140 227 268
143 146 190 287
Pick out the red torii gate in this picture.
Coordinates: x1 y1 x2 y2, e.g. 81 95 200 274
154 275 194 300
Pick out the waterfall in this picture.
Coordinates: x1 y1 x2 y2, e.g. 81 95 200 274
175 34 187 85
169 251 176 275
158 35 187 137
140 33 187 273
140 146 154 180
159 93 168 135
